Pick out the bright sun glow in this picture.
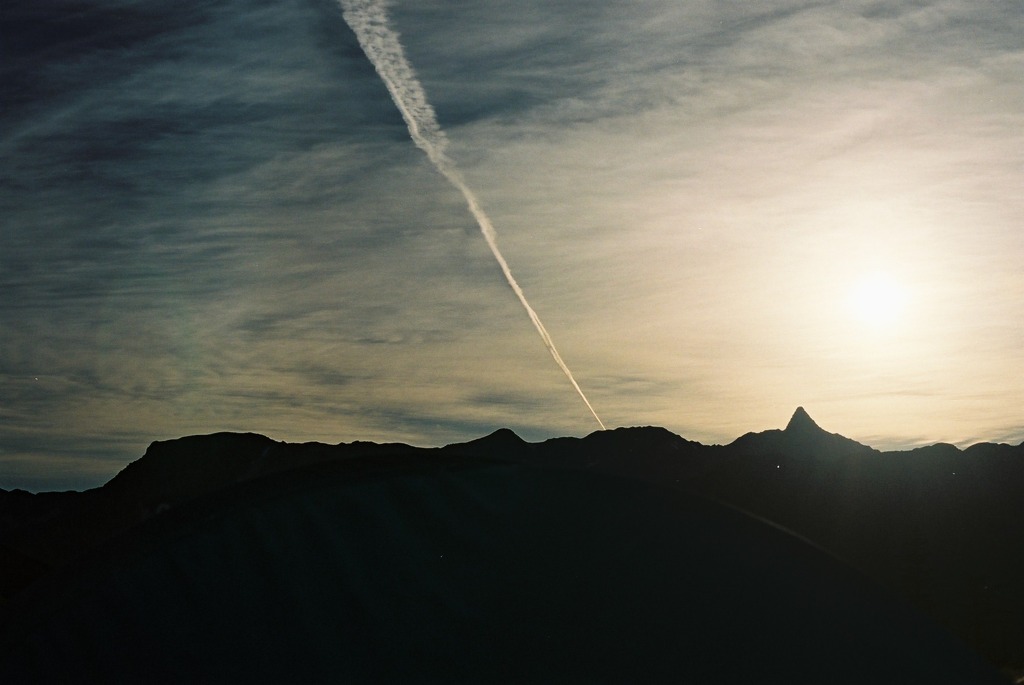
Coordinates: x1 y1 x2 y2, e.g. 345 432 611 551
848 273 909 327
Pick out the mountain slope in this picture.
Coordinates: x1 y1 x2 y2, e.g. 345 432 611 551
0 451 1007 684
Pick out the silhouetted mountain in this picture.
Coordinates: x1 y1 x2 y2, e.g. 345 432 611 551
444 426 531 458
787 404 818 431
1 409 1022 681
729 406 877 458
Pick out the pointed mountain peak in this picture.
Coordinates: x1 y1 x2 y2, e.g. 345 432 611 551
785 406 821 434
730 407 874 457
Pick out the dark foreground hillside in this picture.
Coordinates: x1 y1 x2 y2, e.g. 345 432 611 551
1 409 1021 682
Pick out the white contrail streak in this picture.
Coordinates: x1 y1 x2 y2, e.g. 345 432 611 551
338 0 605 430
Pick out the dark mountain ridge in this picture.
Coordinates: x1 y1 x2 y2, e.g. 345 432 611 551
2 408 1022 679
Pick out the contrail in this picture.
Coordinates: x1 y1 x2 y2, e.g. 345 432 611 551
338 0 605 430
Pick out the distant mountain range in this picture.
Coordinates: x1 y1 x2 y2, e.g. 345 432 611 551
1 408 1021 682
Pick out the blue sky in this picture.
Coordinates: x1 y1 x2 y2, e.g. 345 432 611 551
3 0 1022 490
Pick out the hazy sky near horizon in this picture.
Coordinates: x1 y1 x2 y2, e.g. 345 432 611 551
3 0 1022 490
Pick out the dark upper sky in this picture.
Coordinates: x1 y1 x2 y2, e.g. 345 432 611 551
3 0 1022 490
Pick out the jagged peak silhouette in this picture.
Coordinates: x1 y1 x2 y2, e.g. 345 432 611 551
785 406 822 434
727 407 876 458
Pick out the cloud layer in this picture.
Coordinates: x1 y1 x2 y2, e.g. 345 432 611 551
2 0 1022 489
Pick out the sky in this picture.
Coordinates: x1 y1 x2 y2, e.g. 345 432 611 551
3 0 1022 491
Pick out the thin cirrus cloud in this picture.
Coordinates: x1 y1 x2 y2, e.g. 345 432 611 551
1 0 1021 490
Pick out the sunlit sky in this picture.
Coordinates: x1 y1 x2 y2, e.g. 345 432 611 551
3 0 1022 490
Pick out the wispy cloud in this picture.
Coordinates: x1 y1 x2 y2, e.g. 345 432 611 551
2 0 1021 489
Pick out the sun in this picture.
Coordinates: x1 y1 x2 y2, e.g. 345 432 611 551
847 273 908 328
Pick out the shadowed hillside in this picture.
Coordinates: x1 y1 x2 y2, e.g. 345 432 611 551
1 409 1021 681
